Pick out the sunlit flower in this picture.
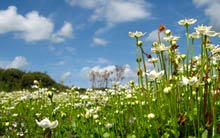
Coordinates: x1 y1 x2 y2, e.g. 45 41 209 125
151 43 169 53
181 76 198 86
105 123 113 128
31 85 39 89
206 43 215 50
146 70 164 81
163 35 180 41
147 113 155 119
188 32 200 39
93 114 99 119
164 87 171 94
128 31 146 38
148 58 159 63
33 80 39 85
35 118 58 129
211 45 220 55
178 18 197 26
194 25 217 36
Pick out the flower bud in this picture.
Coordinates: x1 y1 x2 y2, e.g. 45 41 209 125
137 68 142 76
181 54 186 60
165 29 171 36
207 78 212 84
137 40 143 47
136 57 142 63
152 42 159 47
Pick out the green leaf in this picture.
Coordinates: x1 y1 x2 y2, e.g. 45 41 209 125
212 134 220 138
202 129 208 138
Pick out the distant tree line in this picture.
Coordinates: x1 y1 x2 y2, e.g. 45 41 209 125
0 68 68 92
89 65 126 89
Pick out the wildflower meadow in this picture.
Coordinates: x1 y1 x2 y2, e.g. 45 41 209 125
1 18 220 138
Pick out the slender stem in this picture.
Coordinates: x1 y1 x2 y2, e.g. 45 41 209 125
141 47 148 89
185 25 190 77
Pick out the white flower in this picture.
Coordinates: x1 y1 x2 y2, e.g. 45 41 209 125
147 113 155 119
188 32 200 39
163 87 171 94
181 76 198 86
146 70 164 81
163 35 180 41
206 43 215 50
189 76 198 84
211 45 220 55
105 123 113 128
148 58 159 63
128 31 146 38
182 76 189 85
35 118 58 129
194 25 217 36
33 80 39 85
93 114 99 119
80 95 89 100
151 43 169 53
178 18 197 26
126 93 132 98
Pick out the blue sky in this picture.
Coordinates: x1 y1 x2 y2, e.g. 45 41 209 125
0 0 220 88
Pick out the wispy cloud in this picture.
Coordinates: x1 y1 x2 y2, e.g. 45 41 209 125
193 0 220 31
66 0 152 34
60 71 71 82
145 29 165 42
93 37 107 46
1 56 28 69
0 6 73 42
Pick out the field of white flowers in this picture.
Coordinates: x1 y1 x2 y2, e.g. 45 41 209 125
1 18 220 138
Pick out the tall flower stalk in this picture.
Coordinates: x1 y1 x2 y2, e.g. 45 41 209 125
129 31 147 89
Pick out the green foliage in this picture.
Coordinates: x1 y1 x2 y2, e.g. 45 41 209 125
0 68 68 92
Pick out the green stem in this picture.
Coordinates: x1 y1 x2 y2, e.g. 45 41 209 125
185 25 190 77
141 47 148 89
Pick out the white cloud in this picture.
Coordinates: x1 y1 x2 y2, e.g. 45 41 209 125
193 0 220 31
57 22 73 38
52 22 73 43
66 0 151 25
192 0 211 7
0 6 73 42
93 37 107 46
6 56 28 69
60 71 71 82
123 64 136 79
146 29 165 42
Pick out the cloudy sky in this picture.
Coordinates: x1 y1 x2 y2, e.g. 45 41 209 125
0 0 220 87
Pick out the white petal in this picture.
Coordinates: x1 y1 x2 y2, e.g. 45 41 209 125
36 118 50 128
49 120 58 129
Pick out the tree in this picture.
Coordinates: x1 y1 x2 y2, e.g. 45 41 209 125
114 65 126 82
